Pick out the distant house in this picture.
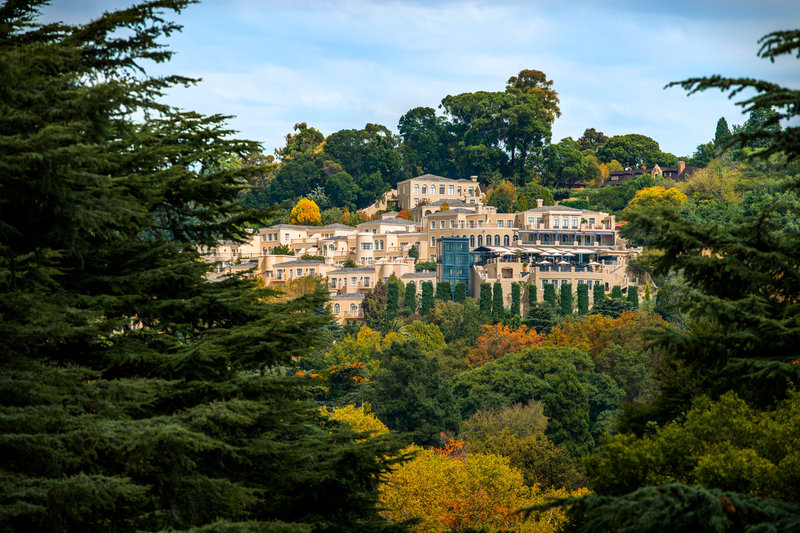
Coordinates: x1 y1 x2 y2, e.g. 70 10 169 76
602 161 697 187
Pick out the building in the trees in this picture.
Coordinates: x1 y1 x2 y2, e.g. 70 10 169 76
602 160 697 187
396 174 486 211
203 191 641 322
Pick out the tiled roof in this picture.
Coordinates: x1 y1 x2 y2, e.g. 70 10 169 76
331 292 365 300
401 272 436 278
273 260 328 267
328 267 375 274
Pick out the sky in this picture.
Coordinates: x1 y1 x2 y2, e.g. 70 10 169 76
44 0 800 159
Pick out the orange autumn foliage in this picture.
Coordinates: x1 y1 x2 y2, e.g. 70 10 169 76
467 324 543 368
543 311 667 369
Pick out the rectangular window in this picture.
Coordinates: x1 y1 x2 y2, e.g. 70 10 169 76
469 220 475 228
277 269 283 279
351 277 357 286
448 184 454 195
562 216 569 228
284 233 290 240
468 186 474 196
431 221 436 229
361 242 372 250
413 198 419 207
439 185 445 195
497 220 504 228
309 268 315 276
528 217 534 225
261 233 267 241
457 186 462 195
553 217 559 229
342 277 347 286
571 216 578 229
297 268 303 276
364 277 370 286
460 220 465 229
440 221 445 229
449 220 455 229
589 217 595 226
478 220 483 227
330 278 337 288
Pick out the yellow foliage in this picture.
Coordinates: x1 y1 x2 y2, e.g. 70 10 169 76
678 160 743 204
380 445 586 532
289 197 321 225
323 326 402 379
626 186 687 210
325 404 389 438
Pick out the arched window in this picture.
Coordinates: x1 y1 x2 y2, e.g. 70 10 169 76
469 235 475 247
503 234 510 246
350 303 357 314
329 244 335 251
422 185 428 194
477 235 483 247
494 234 501 246
333 303 340 314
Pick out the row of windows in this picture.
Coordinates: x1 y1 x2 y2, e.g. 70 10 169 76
332 303 362 315
412 183 476 196
430 234 513 248
271 267 317 280
330 276 371 288
541 279 608 289
261 232 279 241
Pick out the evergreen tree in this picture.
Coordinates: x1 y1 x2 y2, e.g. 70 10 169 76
542 373 594 457
492 282 505 321
404 280 417 313
421 281 434 315
453 281 468 302
0 3 402 531
435 280 452 301
511 282 522 316
577 283 589 315
714 116 732 146
559 283 574 315
526 302 556 334
644 281 651 301
386 280 400 319
528 282 538 308
610 285 623 299
627 285 639 308
543 283 557 311
368 341 460 447
593 282 606 305
479 282 493 316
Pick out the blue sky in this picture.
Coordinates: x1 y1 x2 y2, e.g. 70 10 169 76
46 0 800 159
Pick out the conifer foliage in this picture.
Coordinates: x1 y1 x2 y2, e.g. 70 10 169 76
0 2 401 531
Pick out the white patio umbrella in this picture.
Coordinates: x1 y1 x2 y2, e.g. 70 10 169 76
557 260 570 265
562 252 575 257
536 260 551 265
588 261 601 266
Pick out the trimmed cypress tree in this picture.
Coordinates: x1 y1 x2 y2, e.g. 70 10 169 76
436 281 452 301
543 283 557 311
404 280 417 312
611 285 623 299
593 282 606 304
421 281 434 315
511 282 521 316
644 281 651 301
492 282 505 321
479 282 493 316
454 281 468 302
627 285 639 308
559 283 574 316
528 283 538 308
0 4 402 531
386 281 400 319
577 283 589 315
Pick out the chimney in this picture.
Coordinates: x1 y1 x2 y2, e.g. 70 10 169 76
470 175 478 182
536 198 543 208
678 160 685 174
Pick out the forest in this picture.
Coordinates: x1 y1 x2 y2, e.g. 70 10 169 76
1 0 799 531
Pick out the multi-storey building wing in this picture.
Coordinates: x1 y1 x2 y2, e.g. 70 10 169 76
396 174 485 211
